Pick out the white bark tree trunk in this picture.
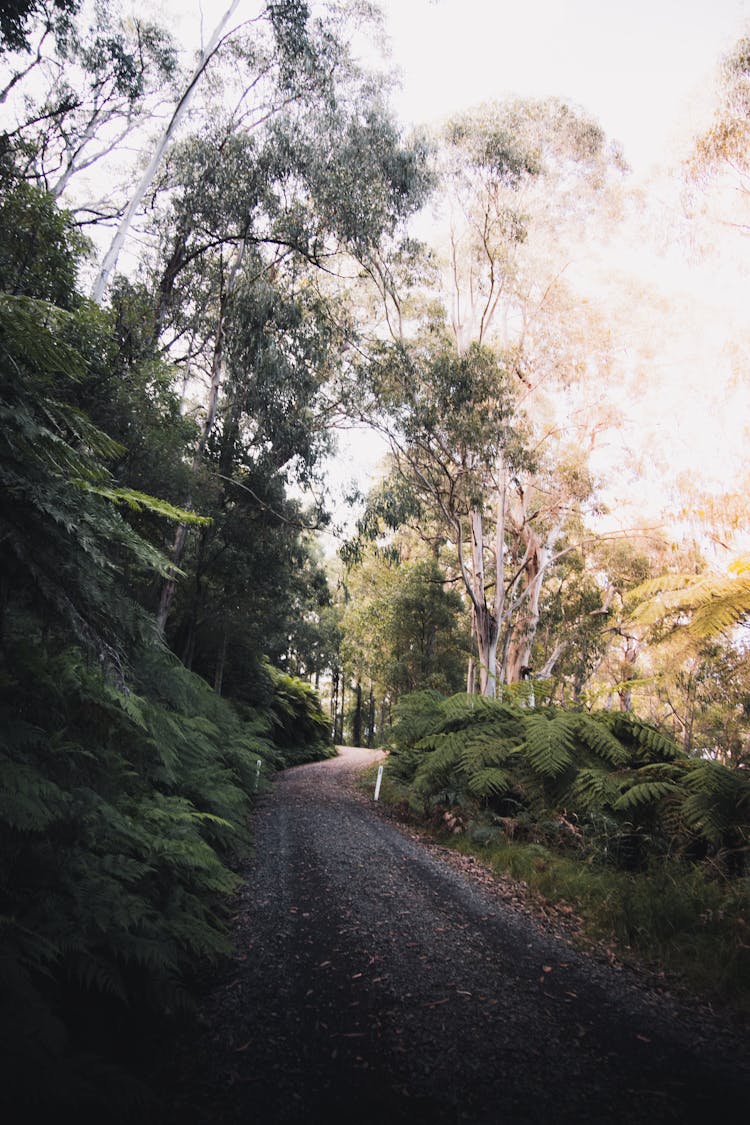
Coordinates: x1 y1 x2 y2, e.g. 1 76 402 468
91 0 242 303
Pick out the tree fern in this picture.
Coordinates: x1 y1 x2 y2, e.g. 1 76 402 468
458 731 524 772
602 713 681 761
680 760 750 848
629 557 750 645
386 690 749 866
567 766 622 812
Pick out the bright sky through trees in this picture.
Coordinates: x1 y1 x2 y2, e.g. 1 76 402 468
367 0 750 538
161 0 750 171
155 0 750 538
375 0 750 176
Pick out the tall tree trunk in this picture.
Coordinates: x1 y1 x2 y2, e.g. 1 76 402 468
505 533 544 683
91 1 242 302
379 697 388 742
367 684 375 747
181 611 197 670
156 523 189 635
213 627 228 695
338 677 346 744
468 506 497 696
353 680 363 747
330 667 339 739
466 602 478 694
617 634 639 712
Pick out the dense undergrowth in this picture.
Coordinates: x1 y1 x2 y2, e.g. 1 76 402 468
376 690 750 1011
0 629 332 1121
0 182 334 1118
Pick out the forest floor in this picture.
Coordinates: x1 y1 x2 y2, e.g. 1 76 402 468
158 747 750 1125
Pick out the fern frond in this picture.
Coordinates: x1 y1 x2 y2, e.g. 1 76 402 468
614 780 683 811
572 714 630 766
0 761 70 830
521 712 577 778
568 767 621 811
466 767 511 798
458 732 524 771
629 561 750 642
603 714 681 761
679 760 750 845
0 293 86 380
67 954 127 1002
75 483 211 526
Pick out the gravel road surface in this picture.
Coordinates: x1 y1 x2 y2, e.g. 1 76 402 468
167 747 749 1125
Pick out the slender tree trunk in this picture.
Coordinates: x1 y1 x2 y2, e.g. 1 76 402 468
367 684 375 747
156 523 189 634
353 680 363 747
468 506 499 696
618 635 639 711
466 610 477 696
199 241 246 455
181 613 197 670
330 667 339 739
466 657 476 695
214 627 228 695
91 1 242 302
505 536 543 683
463 463 508 698
338 677 346 744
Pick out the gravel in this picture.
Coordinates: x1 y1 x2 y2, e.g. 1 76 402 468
160 747 749 1125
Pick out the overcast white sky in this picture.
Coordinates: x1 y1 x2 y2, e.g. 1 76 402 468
374 0 750 175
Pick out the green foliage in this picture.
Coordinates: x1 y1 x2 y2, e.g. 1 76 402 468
264 662 334 765
0 290 203 667
0 627 267 1114
451 833 749 1011
0 1 78 54
340 554 469 716
0 164 337 1115
387 692 750 872
0 181 87 304
629 557 750 647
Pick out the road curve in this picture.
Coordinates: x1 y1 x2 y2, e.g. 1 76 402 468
167 747 748 1125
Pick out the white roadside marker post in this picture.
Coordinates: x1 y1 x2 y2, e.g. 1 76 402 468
255 758 262 791
374 764 384 801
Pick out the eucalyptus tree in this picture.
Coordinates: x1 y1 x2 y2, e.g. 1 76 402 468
0 2 179 224
436 100 621 687
142 9 431 636
357 99 621 696
0 0 78 55
358 333 522 695
162 253 348 687
690 33 750 224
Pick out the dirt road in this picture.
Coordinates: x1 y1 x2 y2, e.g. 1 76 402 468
166 747 748 1124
